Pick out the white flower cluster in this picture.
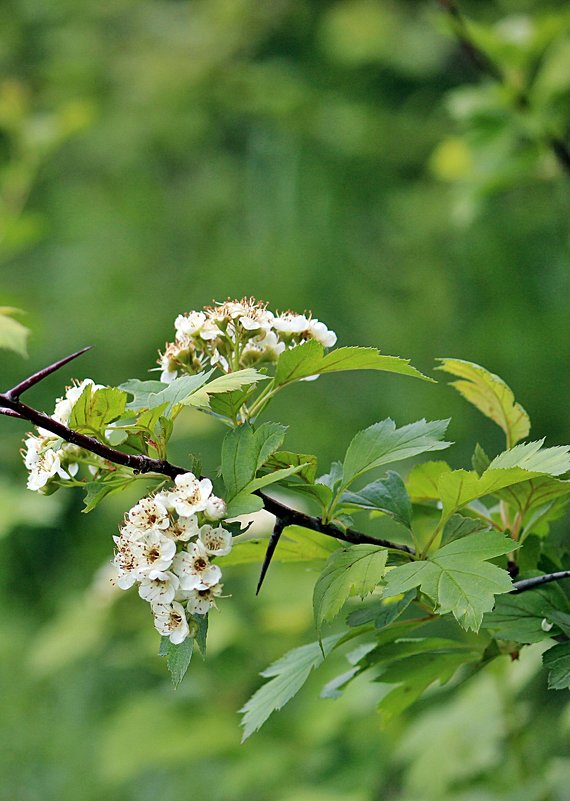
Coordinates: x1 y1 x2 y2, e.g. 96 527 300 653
113 472 231 644
22 378 105 492
158 297 337 382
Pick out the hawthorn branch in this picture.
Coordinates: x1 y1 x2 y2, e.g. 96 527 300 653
437 0 570 177
1 350 414 557
512 571 570 594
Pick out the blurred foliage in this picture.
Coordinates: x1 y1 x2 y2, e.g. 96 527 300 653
2 0 570 799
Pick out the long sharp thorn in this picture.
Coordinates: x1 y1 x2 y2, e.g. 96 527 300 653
256 520 285 595
0 407 24 419
8 346 93 398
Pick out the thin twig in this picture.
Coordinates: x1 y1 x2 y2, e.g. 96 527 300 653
6 347 93 400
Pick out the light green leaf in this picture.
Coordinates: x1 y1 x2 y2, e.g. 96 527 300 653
274 341 433 387
342 418 451 486
437 358 530 447
497 475 570 516
69 385 127 434
340 471 412 529
406 460 453 501
383 532 516 631
313 545 388 634
243 464 308 493
182 369 267 410
120 373 213 415
0 307 29 357
489 439 570 476
220 525 340 566
160 637 194 688
543 642 570 690
438 467 547 523
240 634 341 741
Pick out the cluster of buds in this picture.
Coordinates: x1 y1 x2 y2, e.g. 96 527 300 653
113 472 230 644
22 378 106 492
158 298 337 382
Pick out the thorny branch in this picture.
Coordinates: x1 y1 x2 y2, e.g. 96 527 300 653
0 350 414 561
3 349 570 596
437 0 570 177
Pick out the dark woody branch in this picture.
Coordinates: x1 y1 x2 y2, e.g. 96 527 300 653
0 350 414 558
4 350 570 597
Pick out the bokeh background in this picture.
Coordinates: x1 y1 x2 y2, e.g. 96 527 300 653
2 1 570 799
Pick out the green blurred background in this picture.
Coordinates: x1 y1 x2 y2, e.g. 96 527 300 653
2 1 570 799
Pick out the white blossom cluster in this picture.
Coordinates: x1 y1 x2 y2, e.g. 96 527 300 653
22 378 106 492
113 472 231 644
158 297 337 382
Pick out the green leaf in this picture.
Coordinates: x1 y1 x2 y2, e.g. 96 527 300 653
224 492 264 517
81 473 134 513
221 422 287 498
340 471 412 529
347 590 415 629
489 439 570 476
406 461 453 501
441 514 489 546
313 545 388 635
543 642 570 690
317 461 344 492
69 385 127 434
182 369 267 410
484 587 570 644
220 525 340 566
472 443 491 476
437 358 530 447
193 614 208 658
438 466 552 523
342 419 451 487
209 388 253 420
262 451 318 484
383 532 516 631
120 373 213 416
377 650 479 721
161 637 194 688
274 341 433 387
244 464 307 494
0 307 29 357
240 634 341 741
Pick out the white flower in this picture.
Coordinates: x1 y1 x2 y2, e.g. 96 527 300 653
306 319 337 348
128 496 170 531
172 473 213 517
204 495 227 521
198 525 232 556
198 319 221 341
273 312 309 335
138 531 177 574
175 311 206 339
152 602 190 644
172 541 222 590
113 536 147 589
26 447 71 491
138 570 180 605
183 584 223 615
160 367 178 384
165 515 200 542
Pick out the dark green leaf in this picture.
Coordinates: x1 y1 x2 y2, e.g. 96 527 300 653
161 637 194 688
340 471 412 529
484 587 570 643
543 642 570 690
347 590 415 629
472 443 490 476
262 451 318 484
193 614 208 658
441 514 489 546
